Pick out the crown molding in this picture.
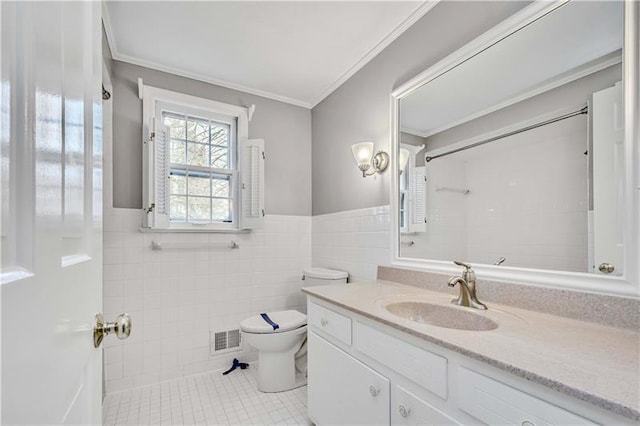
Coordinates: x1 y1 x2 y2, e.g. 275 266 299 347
102 1 439 110
310 1 440 109
102 1 311 108
417 51 622 139
115 51 313 108
400 127 429 138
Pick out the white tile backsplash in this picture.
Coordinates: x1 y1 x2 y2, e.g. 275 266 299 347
103 209 311 393
312 206 391 282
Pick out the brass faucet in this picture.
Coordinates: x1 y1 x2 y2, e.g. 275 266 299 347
448 260 487 310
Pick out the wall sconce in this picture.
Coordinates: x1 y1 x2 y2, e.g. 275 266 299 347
351 142 389 178
399 148 410 173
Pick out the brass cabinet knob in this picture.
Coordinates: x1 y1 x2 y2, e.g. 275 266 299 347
598 263 615 274
93 313 132 348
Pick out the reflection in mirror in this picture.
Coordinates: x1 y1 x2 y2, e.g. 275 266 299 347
398 1 624 276
398 137 425 234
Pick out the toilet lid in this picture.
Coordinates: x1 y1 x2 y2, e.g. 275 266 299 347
240 310 307 334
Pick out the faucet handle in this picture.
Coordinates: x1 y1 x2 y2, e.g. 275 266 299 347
453 260 471 271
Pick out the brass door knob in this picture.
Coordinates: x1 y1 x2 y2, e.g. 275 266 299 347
93 313 132 348
598 263 615 274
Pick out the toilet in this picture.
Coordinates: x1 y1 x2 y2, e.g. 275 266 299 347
240 267 348 393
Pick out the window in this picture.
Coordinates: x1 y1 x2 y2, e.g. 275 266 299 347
141 84 264 230
163 111 234 224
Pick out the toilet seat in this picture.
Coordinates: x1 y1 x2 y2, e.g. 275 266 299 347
240 310 307 334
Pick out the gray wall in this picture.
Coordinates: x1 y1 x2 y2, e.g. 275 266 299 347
110 61 312 215
400 132 427 166
311 1 528 215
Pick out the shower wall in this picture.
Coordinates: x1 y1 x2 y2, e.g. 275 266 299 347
402 115 589 273
463 117 588 272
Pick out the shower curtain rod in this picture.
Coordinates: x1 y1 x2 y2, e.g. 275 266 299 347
425 105 588 163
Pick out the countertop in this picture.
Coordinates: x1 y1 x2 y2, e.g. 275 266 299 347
302 280 640 421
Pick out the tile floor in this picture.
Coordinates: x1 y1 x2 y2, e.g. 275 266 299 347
103 367 311 425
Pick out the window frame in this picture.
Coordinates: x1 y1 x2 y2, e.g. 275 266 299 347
141 85 249 231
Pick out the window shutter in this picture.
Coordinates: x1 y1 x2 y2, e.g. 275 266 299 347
142 118 170 228
409 166 426 233
153 124 170 227
239 138 265 229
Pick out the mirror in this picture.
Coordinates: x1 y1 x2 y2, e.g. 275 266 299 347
393 1 637 288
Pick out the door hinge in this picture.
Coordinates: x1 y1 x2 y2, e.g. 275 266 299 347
144 203 155 213
261 209 265 217
262 151 265 160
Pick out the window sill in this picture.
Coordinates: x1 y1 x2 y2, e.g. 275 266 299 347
138 227 251 234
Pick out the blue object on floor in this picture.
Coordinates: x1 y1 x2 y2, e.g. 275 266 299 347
260 313 280 330
223 358 249 375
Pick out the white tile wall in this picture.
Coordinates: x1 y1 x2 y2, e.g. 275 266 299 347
401 158 468 261
312 206 391 282
464 118 588 272
408 116 588 272
103 209 311 393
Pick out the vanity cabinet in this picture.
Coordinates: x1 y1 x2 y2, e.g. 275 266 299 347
308 331 390 425
307 298 633 426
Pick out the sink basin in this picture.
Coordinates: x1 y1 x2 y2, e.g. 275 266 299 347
384 301 499 331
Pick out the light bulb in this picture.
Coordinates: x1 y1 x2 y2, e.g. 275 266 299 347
351 142 374 168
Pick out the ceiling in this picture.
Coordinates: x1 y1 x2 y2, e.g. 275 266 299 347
400 0 623 137
103 1 429 108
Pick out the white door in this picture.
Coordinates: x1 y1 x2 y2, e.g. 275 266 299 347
592 83 624 276
1 2 106 424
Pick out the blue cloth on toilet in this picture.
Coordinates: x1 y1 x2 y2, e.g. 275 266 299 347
260 313 280 330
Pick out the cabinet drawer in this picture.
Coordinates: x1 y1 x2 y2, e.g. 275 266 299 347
458 368 597 425
308 301 352 346
354 321 448 399
393 385 461 425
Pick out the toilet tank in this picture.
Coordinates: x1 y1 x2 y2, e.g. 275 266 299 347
303 267 348 286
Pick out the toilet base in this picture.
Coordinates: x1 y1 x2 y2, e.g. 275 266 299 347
256 348 307 393
257 370 306 393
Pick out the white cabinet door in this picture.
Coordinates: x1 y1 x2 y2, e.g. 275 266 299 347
308 332 390 425
392 386 461 426
1 2 104 424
